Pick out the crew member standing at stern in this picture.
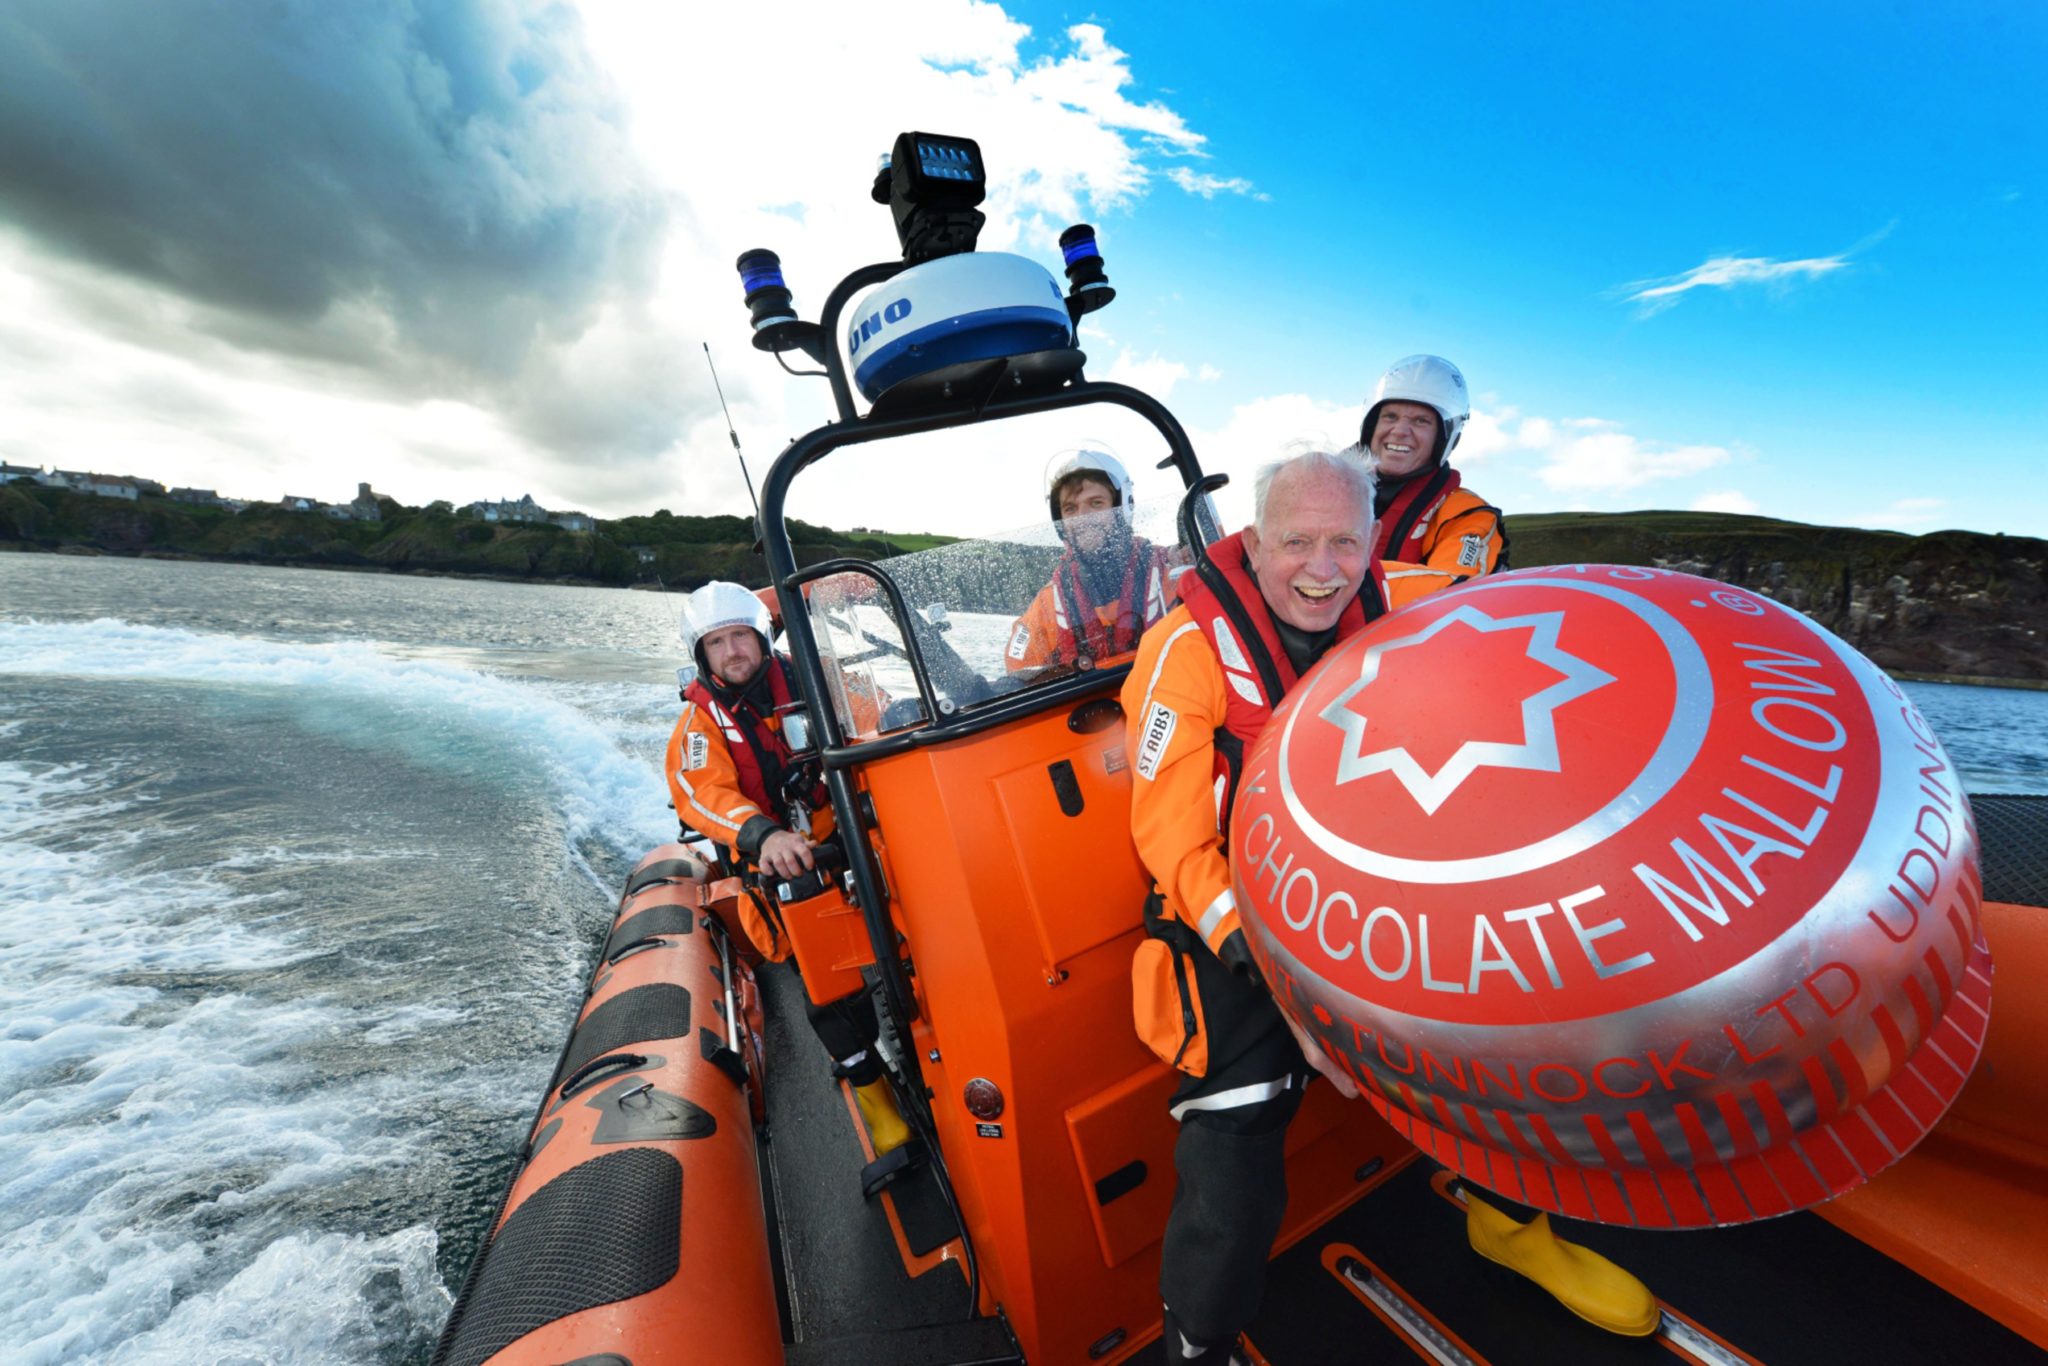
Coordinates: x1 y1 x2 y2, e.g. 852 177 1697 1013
1364 354 1506 606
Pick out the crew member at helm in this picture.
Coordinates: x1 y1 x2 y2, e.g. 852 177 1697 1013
1004 447 1178 673
665 581 915 1182
1362 353 1507 606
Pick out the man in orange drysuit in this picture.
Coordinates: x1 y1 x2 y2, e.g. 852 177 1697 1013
1364 354 1509 607
1123 449 1384 1361
666 580 914 1179
1005 447 1178 674
1125 453 1653 1357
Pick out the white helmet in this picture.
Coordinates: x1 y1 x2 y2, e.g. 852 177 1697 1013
1364 354 1469 465
1044 446 1134 528
679 580 772 670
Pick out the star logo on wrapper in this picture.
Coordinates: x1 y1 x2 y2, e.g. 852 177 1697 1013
1318 606 1616 814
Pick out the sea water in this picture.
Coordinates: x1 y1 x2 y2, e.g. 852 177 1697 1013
2 553 2043 1364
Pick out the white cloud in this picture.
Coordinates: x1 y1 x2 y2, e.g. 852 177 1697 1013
1533 430 1731 491
1691 490 1760 515
1620 254 1848 314
1385 399 1732 496
1196 363 1222 383
0 2 1258 526
1182 393 1365 528
1617 224 1893 316
1103 350 1190 399
1165 167 1269 201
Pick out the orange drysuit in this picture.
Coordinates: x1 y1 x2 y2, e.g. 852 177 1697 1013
1376 474 1506 607
1005 539 1178 672
1122 531 1391 1350
666 654 832 960
1122 532 1389 1039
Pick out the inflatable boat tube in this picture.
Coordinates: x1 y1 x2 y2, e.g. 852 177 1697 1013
433 844 784 1366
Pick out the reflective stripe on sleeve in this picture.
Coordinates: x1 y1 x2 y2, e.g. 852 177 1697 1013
1195 888 1236 942
673 701 759 835
1169 1074 1297 1121
1138 621 1202 718
677 770 759 835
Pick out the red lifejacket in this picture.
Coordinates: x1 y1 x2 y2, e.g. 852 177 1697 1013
683 654 821 822
1048 537 1174 667
1373 465 1463 564
1175 531 1387 827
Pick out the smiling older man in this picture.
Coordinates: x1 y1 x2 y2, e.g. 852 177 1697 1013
1121 448 1390 1362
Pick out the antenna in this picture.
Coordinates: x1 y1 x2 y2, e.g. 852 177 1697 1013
703 342 761 522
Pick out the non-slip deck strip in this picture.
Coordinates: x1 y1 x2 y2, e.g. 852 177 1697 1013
1246 1159 2048 1365
1973 793 2048 907
554 983 693 1089
605 901 697 960
624 858 701 896
433 1148 682 1366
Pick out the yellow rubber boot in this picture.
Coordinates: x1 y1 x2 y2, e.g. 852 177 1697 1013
1465 1191 1659 1336
853 1079 912 1156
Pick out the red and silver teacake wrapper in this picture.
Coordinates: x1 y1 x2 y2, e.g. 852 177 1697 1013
1233 566 1991 1228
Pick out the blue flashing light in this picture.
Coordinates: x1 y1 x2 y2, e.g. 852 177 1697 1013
738 252 785 295
1061 231 1099 267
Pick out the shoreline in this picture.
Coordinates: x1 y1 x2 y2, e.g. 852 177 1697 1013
1891 670 2048 693
1 539 654 592
7 541 2045 692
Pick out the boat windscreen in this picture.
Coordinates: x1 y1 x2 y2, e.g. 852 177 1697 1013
804 497 1194 740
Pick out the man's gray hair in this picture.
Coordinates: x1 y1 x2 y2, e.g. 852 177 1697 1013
1251 444 1377 535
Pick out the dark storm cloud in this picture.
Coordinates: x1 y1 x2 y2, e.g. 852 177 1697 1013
0 0 695 457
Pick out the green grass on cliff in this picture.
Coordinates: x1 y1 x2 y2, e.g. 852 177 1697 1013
0 481 956 588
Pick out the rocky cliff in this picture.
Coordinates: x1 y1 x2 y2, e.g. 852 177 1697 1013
1509 511 2047 682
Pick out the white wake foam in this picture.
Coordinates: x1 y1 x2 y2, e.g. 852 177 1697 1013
0 621 693 1360
0 618 677 855
0 756 470 1363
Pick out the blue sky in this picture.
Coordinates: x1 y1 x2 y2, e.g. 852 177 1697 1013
0 1 2040 539
994 1 2045 536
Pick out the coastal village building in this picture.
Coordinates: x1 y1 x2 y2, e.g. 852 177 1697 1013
11 462 576 532
281 483 383 521
83 475 141 500
465 493 596 533
6 463 185 502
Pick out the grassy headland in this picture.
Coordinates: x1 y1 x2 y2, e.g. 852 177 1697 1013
5 483 2042 683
